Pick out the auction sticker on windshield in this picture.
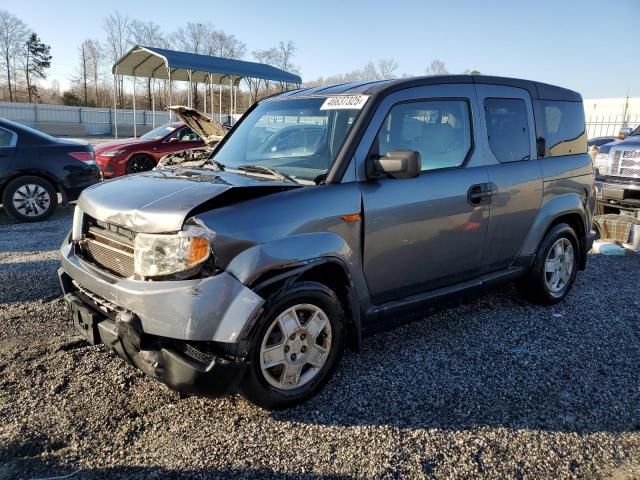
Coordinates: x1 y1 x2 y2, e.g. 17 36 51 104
320 95 369 110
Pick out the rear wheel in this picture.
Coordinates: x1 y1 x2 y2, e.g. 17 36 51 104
125 154 156 174
518 223 579 305
240 281 345 409
2 176 57 222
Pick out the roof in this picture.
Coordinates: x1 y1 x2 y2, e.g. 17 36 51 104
277 75 582 101
113 45 302 85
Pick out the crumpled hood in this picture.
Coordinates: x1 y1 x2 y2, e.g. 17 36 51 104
77 169 298 233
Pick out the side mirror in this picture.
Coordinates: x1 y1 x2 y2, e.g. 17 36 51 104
369 150 421 179
618 127 632 140
167 137 179 143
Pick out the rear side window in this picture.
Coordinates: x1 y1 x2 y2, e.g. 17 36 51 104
534 100 587 157
484 98 530 163
375 99 472 172
0 127 17 147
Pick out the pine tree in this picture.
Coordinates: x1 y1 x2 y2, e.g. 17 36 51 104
23 33 51 103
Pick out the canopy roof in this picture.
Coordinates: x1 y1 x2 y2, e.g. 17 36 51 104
113 45 302 85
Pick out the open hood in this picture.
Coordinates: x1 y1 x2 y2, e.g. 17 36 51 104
167 106 227 145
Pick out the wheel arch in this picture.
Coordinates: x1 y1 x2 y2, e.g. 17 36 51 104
520 193 589 271
248 258 362 351
0 170 66 203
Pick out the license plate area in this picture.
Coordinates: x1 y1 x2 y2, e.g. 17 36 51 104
68 295 100 345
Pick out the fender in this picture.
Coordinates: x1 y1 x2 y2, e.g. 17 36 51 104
518 192 588 259
225 232 363 349
226 232 356 286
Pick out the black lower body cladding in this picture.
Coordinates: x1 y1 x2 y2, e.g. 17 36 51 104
59 269 247 397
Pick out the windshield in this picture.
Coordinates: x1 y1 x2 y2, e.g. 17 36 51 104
212 97 364 181
632 126 640 136
141 124 178 140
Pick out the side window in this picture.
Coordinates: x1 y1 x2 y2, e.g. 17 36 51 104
0 127 17 147
179 127 200 142
484 98 530 163
375 100 472 171
534 100 587 157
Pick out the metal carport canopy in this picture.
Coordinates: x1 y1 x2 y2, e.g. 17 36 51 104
113 45 302 84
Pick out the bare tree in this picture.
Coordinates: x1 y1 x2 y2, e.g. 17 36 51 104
172 22 214 108
0 10 28 101
83 39 103 106
210 30 246 59
425 60 448 76
77 41 89 105
103 11 131 107
129 20 166 108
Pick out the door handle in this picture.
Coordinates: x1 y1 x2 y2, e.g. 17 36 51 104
467 183 497 206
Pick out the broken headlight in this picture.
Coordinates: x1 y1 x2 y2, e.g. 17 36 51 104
134 230 211 279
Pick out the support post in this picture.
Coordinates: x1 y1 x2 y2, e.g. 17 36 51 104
210 76 214 117
151 78 156 129
218 82 222 121
112 70 118 138
168 68 173 122
132 75 137 138
229 77 233 123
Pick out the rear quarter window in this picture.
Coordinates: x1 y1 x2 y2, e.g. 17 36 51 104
534 100 587 157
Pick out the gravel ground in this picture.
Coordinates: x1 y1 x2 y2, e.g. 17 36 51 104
0 206 639 480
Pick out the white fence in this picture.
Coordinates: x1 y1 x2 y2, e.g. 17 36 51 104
586 114 639 138
0 101 240 137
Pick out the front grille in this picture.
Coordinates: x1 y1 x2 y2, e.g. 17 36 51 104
79 218 135 278
608 150 640 178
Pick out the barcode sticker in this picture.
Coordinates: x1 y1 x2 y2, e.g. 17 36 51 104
320 95 369 110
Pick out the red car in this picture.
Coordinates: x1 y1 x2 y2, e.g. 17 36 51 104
95 122 205 177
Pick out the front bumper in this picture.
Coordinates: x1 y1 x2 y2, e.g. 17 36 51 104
595 178 640 211
61 283 247 396
59 237 265 342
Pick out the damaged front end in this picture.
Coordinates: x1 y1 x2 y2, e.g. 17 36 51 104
59 200 266 396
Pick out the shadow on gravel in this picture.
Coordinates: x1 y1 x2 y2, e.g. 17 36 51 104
270 282 640 435
0 442 350 480
0 259 62 304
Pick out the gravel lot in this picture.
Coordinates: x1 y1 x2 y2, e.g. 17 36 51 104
0 206 639 480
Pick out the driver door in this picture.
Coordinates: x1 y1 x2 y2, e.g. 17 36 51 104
357 84 490 304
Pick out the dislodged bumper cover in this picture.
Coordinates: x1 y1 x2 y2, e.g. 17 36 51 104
59 238 265 342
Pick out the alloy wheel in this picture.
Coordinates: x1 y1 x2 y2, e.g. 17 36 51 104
544 237 574 293
128 156 155 173
12 184 51 217
259 303 332 391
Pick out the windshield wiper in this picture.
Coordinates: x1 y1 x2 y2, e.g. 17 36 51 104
204 158 226 171
236 164 299 183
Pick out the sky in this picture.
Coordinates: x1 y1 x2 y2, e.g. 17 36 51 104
10 0 640 98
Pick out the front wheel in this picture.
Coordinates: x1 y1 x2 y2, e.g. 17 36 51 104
125 154 156 174
2 176 58 222
240 281 345 409
518 223 579 305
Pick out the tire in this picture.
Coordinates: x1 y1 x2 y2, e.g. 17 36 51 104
2 176 58 222
240 281 346 409
125 154 156 174
518 223 579 305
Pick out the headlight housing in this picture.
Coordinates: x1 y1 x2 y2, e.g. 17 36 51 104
134 231 211 279
101 149 126 157
594 152 610 175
